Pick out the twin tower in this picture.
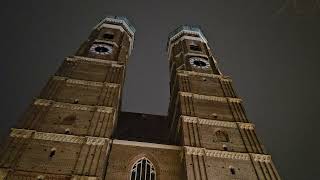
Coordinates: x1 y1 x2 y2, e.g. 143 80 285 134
0 16 280 180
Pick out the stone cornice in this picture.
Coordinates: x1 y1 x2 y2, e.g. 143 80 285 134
238 122 255 130
86 136 107 146
251 153 272 163
179 92 241 103
113 139 181 150
93 39 119 48
181 116 254 130
198 118 237 128
205 149 250 161
9 128 109 146
34 131 85 144
94 16 135 37
177 70 231 82
33 99 113 113
10 128 34 138
52 76 119 88
71 175 98 180
184 146 272 163
66 56 124 67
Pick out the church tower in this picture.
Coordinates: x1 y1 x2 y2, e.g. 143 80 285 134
0 16 135 179
0 17 281 180
167 26 281 179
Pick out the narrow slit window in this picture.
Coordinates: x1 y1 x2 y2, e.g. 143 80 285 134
223 144 228 151
49 148 56 158
74 99 79 104
131 157 156 180
65 128 71 134
230 167 236 175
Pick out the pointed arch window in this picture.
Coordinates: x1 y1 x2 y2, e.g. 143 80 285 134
130 157 156 180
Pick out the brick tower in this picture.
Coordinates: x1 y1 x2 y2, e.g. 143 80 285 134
167 26 281 179
0 16 135 179
0 17 281 180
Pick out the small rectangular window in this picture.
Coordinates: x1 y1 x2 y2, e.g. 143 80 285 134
190 44 201 51
230 168 236 175
103 33 114 40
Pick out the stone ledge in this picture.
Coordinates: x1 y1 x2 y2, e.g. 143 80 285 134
113 139 182 150
66 56 124 67
71 175 99 180
33 99 113 113
181 115 254 130
177 70 231 82
184 146 272 163
179 92 241 103
52 76 119 88
9 128 110 146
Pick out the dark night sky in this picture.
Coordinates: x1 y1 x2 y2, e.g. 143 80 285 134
0 0 319 179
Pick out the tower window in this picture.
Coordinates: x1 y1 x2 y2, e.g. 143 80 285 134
215 130 229 142
230 167 236 175
73 99 79 104
103 33 114 40
223 144 228 151
62 114 77 125
37 175 45 180
131 157 156 180
211 113 218 119
49 148 56 158
190 44 201 51
65 128 71 134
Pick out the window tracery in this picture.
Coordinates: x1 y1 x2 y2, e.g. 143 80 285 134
130 157 156 180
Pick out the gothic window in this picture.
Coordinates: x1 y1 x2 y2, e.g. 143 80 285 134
215 130 229 142
130 157 156 180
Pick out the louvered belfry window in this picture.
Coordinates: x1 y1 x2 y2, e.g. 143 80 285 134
130 157 156 180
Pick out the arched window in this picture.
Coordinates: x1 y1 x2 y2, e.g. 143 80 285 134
130 157 156 180
215 130 229 142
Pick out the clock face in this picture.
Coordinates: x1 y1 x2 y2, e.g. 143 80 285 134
90 44 113 55
189 57 210 69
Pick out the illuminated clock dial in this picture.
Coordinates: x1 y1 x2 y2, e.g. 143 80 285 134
90 44 113 55
189 57 210 69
